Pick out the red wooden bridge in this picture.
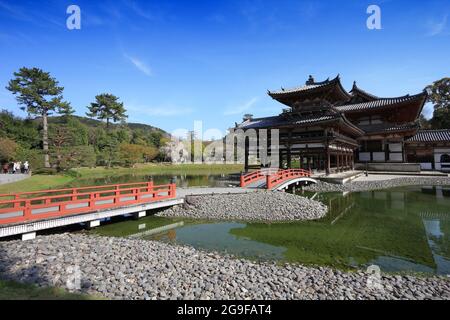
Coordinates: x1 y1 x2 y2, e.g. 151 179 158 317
0 181 181 240
240 168 316 190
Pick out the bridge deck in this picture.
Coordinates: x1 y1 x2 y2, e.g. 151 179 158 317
0 181 179 239
0 185 259 239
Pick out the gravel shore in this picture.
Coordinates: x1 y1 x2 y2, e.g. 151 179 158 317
0 233 449 300
158 191 327 222
305 176 450 193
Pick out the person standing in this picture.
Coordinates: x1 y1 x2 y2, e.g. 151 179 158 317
23 161 29 174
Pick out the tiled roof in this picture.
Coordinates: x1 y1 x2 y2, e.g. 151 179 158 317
236 113 339 129
349 83 379 101
336 92 426 112
268 76 338 96
359 122 419 134
406 129 450 142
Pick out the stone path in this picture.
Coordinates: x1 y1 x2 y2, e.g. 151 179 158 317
0 174 30 186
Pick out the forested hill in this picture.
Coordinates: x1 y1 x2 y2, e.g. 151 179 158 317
43 115 169 136
0 109 171 170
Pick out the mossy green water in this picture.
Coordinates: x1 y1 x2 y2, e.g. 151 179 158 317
0 280 98 300
88 185 450 274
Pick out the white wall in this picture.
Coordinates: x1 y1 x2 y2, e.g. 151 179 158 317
359 152 370 161
372 152 385 161
389 153 403 162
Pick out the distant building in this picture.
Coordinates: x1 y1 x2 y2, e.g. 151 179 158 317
235 75 450 173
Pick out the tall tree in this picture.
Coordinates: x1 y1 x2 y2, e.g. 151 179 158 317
86 94 127 129
426 77 450 129
87 94 127 167
6 67 73 167
419 114 431 129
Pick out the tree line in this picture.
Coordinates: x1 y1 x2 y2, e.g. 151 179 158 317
0 67 168 172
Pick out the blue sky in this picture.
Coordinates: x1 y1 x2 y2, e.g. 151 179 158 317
0 0 449 138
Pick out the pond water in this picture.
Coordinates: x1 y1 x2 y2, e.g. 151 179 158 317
65 173 238 188
92 184 450 274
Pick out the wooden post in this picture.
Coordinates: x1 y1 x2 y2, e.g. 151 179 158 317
244 138 249 172
326 151 330 175
287 148 292 169
287 130 292 169
337 152 340 173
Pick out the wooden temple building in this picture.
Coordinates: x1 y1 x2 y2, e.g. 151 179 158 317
235 75 450 174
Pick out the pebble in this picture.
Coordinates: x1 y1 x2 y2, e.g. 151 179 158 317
0 233 449 300
305 176 450 193
158 191 327 222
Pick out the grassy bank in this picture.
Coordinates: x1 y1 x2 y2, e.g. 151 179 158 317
0 163 243 194
74 163 244 178
0 280 96 300
0 174 74 194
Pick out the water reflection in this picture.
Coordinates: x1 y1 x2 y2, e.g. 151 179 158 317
65 173 238 189
152 222 286 261
92 184 450 274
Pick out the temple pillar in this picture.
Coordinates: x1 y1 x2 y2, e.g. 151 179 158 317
326 152 330 175
279 151 283 169
287 148 292 168
244 138 249 172
337 152 340 172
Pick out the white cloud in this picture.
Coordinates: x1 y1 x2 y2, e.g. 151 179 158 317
127 103 193 117
224 97 258 115
125 0 155 20
426 14 448 36
124 54 152 76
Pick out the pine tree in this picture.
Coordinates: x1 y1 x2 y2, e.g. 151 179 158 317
7 67 73 168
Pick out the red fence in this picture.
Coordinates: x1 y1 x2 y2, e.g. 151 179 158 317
0 181 176 225
265 169 312 190
240 168 280 187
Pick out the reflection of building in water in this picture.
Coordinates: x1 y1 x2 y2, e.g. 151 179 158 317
318 193 355 223
358 190 407 212
421 186 450 200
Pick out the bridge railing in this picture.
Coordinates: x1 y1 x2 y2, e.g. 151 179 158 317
0 181 157 201
240 168 280 187
0 182 176 225
266 169 312 190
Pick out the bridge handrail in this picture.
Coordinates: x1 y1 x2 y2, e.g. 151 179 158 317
0 182 176 225
266 169 312 190
0 181 156 200
0 183 172 205
240 168 280 187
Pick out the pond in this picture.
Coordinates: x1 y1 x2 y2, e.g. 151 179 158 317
91 184 450 275
64 173 238 188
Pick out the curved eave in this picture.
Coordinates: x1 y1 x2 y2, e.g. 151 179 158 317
268 75 351 102
349 85 379 101
339 114 365 136
362 125 420 136
339 91 428 115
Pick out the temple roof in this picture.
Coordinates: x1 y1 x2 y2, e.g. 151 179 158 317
236 112 364 136
335 92 427 113
358 122 420 135
349 82 379 102
268 76 337 96
236 114 338 129
268 75 351 103
406 129 450 142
